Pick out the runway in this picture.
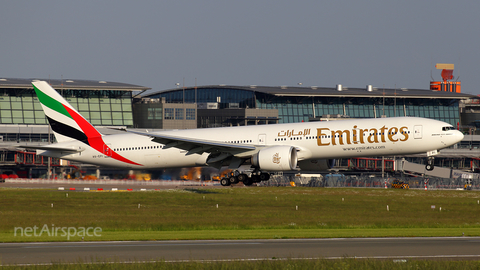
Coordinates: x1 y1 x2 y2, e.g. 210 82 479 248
2 237 480 265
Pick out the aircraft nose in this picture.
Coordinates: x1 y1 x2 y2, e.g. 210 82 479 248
458 130 464 141
444 130 463 147
454 130 464 143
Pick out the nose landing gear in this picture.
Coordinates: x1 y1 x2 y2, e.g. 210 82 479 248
425 157 435 171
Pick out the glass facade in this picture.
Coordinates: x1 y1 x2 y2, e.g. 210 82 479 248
0 95 46 125
0 88 133 126
164 108 174 120
186 108 196 120
256 95 460 126
148 108 163 120
0 131 54 143
150 87 256 109
140 84 471 130
175 108 184 120
147 87 462 126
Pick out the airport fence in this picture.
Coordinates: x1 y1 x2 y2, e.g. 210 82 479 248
3 177 478 190
259 174 479 190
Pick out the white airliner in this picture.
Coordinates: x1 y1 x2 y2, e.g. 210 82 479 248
23 81 464 186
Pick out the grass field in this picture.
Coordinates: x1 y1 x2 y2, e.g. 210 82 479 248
2 259 480 270
2 187 480 268
1 187 480 242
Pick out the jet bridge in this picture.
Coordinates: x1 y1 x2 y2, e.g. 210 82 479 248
398 159 475 179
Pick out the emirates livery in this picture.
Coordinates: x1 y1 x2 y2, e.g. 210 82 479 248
24 81 464 186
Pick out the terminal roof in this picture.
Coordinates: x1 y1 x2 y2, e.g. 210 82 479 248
147 85 477 99
0 78 150 91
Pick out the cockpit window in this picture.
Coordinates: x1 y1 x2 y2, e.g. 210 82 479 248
442 126 455 131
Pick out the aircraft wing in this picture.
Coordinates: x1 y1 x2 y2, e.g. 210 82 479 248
125 130 257 156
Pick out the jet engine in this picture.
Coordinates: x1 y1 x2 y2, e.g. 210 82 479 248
297 159 335 171
251 146 297 171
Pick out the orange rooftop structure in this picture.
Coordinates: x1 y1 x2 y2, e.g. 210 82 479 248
430 63 461 93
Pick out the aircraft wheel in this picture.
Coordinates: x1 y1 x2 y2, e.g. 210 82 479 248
259 173 270 181
220 178 231 186
243 177 254 186
237 174 247 182
426 164 434 171
229 176 238 184
251 175 261 183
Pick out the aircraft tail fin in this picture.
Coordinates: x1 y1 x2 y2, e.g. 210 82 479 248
32 81 103 143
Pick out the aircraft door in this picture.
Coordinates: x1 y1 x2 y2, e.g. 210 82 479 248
414 125 422 139
258 134 266 145
103 144 112 157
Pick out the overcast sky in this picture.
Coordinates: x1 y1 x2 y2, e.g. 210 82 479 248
1 1 479 95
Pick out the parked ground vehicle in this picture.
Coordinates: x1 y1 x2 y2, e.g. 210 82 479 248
391 179 409 189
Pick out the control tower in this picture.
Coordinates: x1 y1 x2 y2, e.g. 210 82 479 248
430 63 461 93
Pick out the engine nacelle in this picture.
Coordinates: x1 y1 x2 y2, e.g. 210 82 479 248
297 159 335 171
251 146 297 171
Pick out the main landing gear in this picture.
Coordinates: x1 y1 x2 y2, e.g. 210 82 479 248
220 171 271 186
425 157 435 171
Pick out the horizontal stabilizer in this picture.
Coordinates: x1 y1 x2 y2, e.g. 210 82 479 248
18 145 83 152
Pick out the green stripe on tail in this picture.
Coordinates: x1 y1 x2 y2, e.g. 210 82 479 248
33 84 72 119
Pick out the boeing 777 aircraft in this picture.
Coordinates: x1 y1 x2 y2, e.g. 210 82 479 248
22 81 464 186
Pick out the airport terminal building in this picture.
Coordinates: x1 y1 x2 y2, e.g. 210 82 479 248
1 77 480 179
0 78 150 178
141 84 473 128
0 78 147 127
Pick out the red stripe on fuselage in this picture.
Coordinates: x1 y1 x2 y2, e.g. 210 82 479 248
63 105 143 166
